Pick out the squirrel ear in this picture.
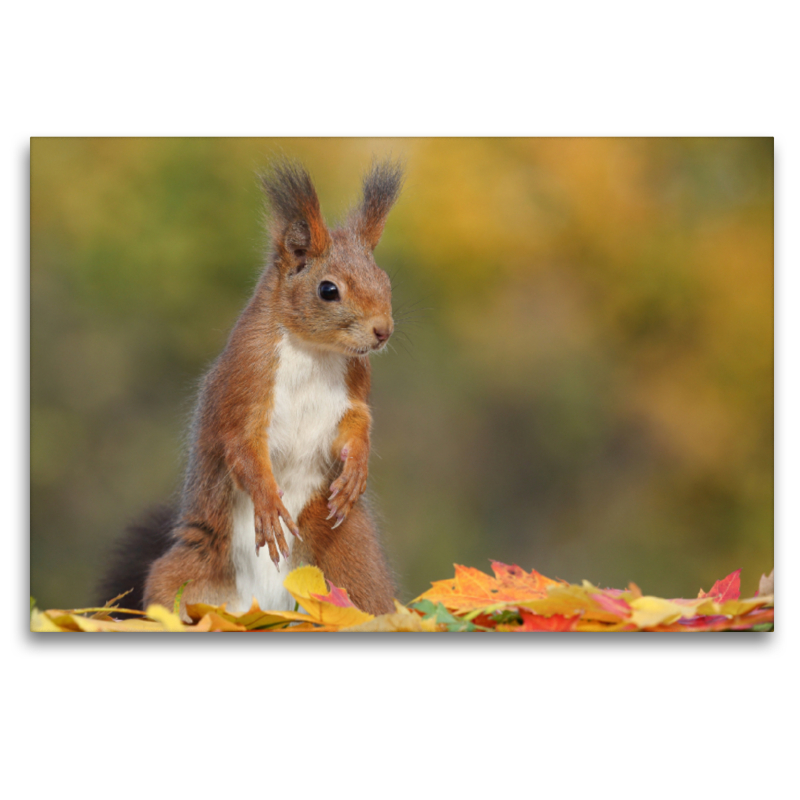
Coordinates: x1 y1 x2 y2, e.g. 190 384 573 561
260 161 331 269
354 159 404 251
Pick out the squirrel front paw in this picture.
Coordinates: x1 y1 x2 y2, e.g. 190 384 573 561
254 490 300 570
327 444 368 529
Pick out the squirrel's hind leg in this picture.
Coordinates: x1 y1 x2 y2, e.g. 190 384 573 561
144 530 236 620
296 493 396 616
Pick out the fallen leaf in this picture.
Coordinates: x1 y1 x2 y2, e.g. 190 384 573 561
272 623 340 632
591 593 633 618
30 609 64 632
698 569 741 602
31 564 774 632
145 604 189 632
283 565 374 628
489 561 566 596
73 615 170 632
519 582 634 624
411 598 487 631
628 596 704 629
516 610 579 632
757 569 774 598
191 612 248 632
654 606 775 632
185 600 310 631
414 562 564 612
311 584 357 608
344 602 439 632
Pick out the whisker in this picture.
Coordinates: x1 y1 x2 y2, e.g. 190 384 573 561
393 317 424 329
390 333 415 360
393 298 432 314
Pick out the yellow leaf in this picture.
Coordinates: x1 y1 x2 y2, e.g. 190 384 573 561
692 595 772 618
145 604 189 632
629 596 703 629
284 564 328 596
39 610 85 631
574 619 633 632
283 566 374 628
343 601 438 632
274 623 340 632
30 609 63 632
185 600 311 631
191 612 248 632
716 597 772 616
73 616 170 632
518 583 625 623
32 607 168 632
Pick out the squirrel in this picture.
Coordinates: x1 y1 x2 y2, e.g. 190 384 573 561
98 159 402 618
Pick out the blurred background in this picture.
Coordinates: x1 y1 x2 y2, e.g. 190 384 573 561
30 137 773 608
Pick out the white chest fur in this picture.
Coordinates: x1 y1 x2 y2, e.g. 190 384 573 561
229 332 350 612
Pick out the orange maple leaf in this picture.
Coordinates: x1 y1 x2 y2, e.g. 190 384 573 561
415 561 565 612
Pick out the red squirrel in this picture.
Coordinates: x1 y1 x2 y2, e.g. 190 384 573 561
99 159 402 618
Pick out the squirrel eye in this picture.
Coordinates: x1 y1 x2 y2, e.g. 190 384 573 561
318 281 340 302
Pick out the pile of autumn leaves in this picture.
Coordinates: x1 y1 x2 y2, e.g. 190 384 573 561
31 561 774 632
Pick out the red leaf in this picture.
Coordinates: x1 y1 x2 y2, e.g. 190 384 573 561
517 609 579 632
311 583 358 608
654 606 773 632
698 569 741 602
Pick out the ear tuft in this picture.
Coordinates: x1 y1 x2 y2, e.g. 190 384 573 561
260 160 331 265
355 158 404 250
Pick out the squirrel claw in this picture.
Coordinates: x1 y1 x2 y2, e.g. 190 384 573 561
331 514 345 530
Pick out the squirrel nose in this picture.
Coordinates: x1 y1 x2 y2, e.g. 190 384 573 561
373 323 393 345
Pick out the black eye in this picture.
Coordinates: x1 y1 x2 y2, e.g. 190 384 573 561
318 281 340 302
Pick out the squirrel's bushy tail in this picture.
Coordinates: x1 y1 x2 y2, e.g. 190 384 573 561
96 505 177 611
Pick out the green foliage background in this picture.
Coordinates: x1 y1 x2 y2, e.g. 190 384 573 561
30 137 773 608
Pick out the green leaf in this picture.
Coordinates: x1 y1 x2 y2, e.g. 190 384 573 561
173 579 192 615
409 599 438 616
410 599 487 631
490 609 523 625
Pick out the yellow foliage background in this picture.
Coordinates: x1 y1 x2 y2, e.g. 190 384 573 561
30 137 773 608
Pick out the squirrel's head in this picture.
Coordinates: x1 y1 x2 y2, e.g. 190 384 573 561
261 159 403 356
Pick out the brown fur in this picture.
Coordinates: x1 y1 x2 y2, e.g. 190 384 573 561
294 493 396 615
132 159 403 618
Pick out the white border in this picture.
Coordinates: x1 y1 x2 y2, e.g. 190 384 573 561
6 3 795 796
